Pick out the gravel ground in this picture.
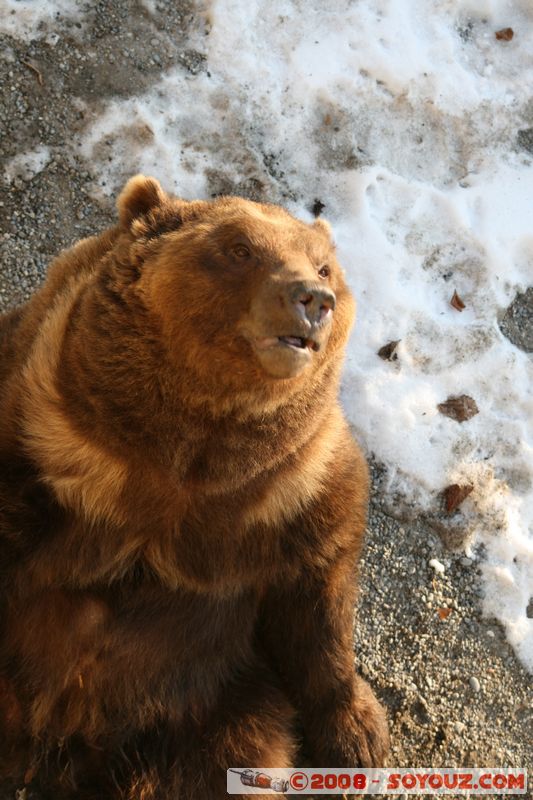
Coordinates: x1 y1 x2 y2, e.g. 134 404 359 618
358 463 531 772
0 2 531 798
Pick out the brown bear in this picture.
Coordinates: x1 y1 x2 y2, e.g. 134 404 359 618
0 176 389 799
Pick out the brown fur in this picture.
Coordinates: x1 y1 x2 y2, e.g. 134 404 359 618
0 176 389 799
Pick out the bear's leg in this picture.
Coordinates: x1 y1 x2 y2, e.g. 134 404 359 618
124 661 298 800
173 664 297 800
32 662 298 800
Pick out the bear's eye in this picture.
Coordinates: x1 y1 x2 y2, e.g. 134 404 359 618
318 265 330 278
232 244 251 259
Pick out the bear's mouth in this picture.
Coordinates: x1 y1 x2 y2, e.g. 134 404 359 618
278 335 319 352
249 331 328 378
253 335 319 353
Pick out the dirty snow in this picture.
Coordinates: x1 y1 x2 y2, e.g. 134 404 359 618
0 0 85 41
5 0 533 669
4 144 51 183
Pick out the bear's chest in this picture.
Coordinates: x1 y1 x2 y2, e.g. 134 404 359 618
23 484 311 597
142 497 307 594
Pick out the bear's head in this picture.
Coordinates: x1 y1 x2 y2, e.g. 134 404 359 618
117 175 355 392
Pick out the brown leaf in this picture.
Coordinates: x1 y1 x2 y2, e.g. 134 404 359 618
437 395 479 423
438 607 453 620
311 198 326 217
450 290 465 311
377 339 401 361
495 27 514 41
442 483 474 514
21 59 44 86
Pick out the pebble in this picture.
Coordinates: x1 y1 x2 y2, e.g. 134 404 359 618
454 721 466 734
469 676 481 692
461 557 473 567
429 558 445 574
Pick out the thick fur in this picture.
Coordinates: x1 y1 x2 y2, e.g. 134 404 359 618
0 177 389 799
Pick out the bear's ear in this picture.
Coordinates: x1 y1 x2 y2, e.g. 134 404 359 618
117 175 166 229
312 218 332 239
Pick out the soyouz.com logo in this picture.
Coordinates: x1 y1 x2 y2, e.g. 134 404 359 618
227 768 528 794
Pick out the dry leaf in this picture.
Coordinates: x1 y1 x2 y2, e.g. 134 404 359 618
438 607 453 620
442 483 474 514
378 339 401 361
21 59 44 86
312 198 325 217
437 395 479 423
495 27 514 41
450 290 465 311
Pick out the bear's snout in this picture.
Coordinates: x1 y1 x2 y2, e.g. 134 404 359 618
288 281 336 327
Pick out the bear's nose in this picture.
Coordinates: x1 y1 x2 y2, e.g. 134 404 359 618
289 281 336 326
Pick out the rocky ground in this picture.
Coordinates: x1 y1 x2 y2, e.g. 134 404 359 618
359 463 531 772
0 1 531 798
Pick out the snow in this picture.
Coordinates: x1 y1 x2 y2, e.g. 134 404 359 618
4 145 51 183
5 0 533 669
0 0 85 40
